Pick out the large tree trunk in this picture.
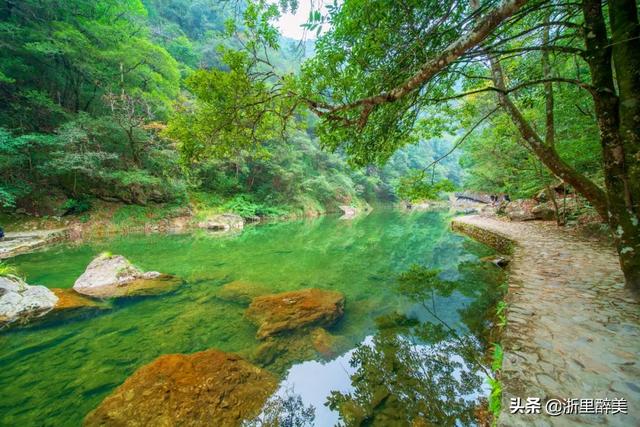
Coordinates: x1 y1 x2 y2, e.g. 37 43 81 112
582 0 640 293
488 0 640 292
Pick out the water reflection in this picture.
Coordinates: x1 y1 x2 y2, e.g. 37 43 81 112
260 263 502 426
246 386 316 427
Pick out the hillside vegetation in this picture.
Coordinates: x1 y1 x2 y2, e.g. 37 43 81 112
0 0 460 222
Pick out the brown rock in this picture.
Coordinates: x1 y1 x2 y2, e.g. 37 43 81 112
245 288 345 339
84 349 277 427
532 204 555 220
249 328 347 373
251 335 316 371
504 199 537 221
51 288 101 310
311 327 339 358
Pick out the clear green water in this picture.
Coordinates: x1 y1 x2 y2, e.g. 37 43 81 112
0 209 503 426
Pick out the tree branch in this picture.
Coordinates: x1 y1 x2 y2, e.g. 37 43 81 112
309 0 528 123
420 106 500 175
421 77 596 103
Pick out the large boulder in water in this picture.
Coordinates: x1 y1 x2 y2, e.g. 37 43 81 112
245 288 345 339
73 253 180 298
0 276 58 326
84 349 277 427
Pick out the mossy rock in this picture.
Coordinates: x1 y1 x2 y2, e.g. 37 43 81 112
217 280 273 305
84 349 277 427
245 288 345 339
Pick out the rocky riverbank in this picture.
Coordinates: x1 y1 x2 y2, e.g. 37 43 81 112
0 229 68 260
0 200 372 260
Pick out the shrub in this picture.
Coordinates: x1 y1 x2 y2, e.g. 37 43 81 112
222 194 288 218
61 198 92 215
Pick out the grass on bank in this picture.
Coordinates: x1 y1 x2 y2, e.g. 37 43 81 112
488 342 504 424
0 261 19 277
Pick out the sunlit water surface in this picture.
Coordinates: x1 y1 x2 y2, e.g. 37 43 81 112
1 209 503 426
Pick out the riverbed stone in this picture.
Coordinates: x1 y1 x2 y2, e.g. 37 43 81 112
249 327 346 374
217 280 272 304
73 253 180 298
310 327 342 358
84 349 277 427
0 276 58 326
245 288 345 339
51 288 102 311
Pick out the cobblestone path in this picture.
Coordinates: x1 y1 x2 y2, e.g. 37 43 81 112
452 215 639 427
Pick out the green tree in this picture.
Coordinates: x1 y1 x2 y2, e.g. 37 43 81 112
203 0 640 291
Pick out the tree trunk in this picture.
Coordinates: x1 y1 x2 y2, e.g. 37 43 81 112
582 0 640 293
488 56 609 219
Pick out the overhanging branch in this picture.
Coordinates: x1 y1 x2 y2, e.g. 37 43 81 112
309 0 529 125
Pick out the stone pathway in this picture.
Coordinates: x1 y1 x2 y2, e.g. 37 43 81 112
452 215 639 427
0 229 67 260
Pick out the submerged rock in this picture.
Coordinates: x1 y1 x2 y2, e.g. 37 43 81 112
0 276 58 326
73 253 180 298
51 288 102 311
84 349 277 427
217 280 272 305
245 288 345 339
250 327 347 373
310 327 343 358
197 213 244 231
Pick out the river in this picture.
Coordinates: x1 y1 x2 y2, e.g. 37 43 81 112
0 209 504 426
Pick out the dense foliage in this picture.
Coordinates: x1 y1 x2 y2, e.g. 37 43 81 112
4 1 637 290
0 0 462 217
0 0 182 211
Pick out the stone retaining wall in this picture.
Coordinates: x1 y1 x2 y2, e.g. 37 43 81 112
451 218 515 254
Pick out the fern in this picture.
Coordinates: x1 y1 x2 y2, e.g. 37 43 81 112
496 301 508 328
491 343 503 372
488 342 504 422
